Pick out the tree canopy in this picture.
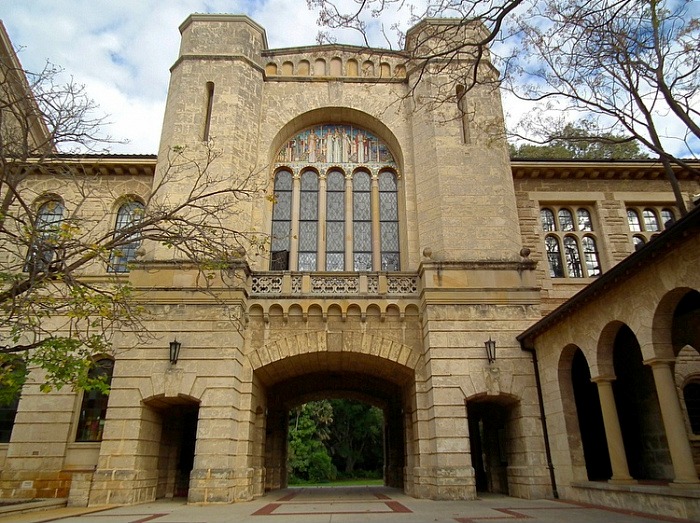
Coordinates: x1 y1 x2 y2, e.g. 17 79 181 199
509 123 649 160
310 0 699 212
0 56 262 400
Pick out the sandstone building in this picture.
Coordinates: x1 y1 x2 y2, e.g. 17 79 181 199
0 14 699 520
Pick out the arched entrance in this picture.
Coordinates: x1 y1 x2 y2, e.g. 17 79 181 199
142 395 200 499
253 351 415 493
466 395 518 495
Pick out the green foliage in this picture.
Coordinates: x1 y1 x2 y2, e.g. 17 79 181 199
287 399 384 484
287 401 336 482
510 123 649 160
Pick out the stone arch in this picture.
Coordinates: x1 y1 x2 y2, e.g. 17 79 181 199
298 60 310 75
248 331 420 375
265 62 277 75
314 58 326 75
281 61 294 75
654 287 700 358
595 320 627 378
330 56 342 76
347 58 358 76
267 107 404 169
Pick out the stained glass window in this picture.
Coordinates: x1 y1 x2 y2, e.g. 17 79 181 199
272 124 400 272
379 172 399 271
298 171 318 271
353 172 372 271
326 171 345 271
271 171 292 269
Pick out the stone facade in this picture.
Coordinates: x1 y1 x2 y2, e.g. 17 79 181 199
0 13 699 520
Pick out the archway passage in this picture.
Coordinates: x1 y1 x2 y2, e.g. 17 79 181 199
571 349 611 480
467 397 516 495
254 351 415 493
143 396 200 499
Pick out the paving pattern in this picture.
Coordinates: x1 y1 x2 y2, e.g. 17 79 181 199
3 487 695 523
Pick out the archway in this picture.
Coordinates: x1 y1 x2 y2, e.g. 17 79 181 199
466 395 518 495
142 395 200 499
612 325 673 480
253 351 415 493
571 348 611 480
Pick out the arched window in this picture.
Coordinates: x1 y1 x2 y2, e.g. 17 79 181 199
25 199 64 272
541 205 600 278
627 209 642 232
545 235 564 278
558 209 574 231
326 171 345 271
76 358 114 442
683 381 700 435
353 171 372 271
626 205 676 246
540 208 555 232
642 208 660 231
0 357 26 443
379 172 399 270
582 236 601 277
271 124 400 272
108 201 144 273
271 170 292 270
298 171 319 271
563 236 583 278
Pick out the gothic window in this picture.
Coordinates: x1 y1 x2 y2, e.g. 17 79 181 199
271 170 292 270
271 124 400 272
326 170 345 271
545 236 564 278
626 205 675 246
108 201 144 273
25 199 64 273
76 358 114 442
298 171 319 271
353 171 372 271
541 205 601 278
379 171 399 271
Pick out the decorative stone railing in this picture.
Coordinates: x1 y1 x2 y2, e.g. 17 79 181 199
249 272 419 296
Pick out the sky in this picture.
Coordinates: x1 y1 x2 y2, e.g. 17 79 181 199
0 0 406 154
0 1 697 157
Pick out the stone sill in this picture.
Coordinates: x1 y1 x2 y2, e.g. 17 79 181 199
571 480 700 499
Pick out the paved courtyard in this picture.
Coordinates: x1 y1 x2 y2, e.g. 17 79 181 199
2 487 694 523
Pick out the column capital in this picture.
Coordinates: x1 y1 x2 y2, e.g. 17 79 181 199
643 357 676 368
591 375 617 384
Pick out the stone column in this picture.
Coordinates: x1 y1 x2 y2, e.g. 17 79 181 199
370 171 381 270
646 359 700 485
289 171 301 271
592 376 635 483
345 173 353 270
317 172 327 270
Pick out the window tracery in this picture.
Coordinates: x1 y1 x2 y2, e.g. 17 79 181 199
271 124 400 272
540 206 601 278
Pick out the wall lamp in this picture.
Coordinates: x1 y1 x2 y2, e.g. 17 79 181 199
484 337 497 364
169 339 182 364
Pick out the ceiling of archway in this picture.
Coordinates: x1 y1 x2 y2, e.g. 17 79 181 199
276 124 396 165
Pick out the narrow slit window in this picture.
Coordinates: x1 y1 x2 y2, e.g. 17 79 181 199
203 81 215 141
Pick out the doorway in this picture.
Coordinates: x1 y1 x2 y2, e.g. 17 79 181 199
467 399 510 494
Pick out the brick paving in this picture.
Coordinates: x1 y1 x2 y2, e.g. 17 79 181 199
1 487 695 523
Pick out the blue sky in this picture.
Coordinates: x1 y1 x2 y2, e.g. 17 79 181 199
0 1 697 157
0 1 399 153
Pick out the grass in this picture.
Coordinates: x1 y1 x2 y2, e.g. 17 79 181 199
289 478 384 487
